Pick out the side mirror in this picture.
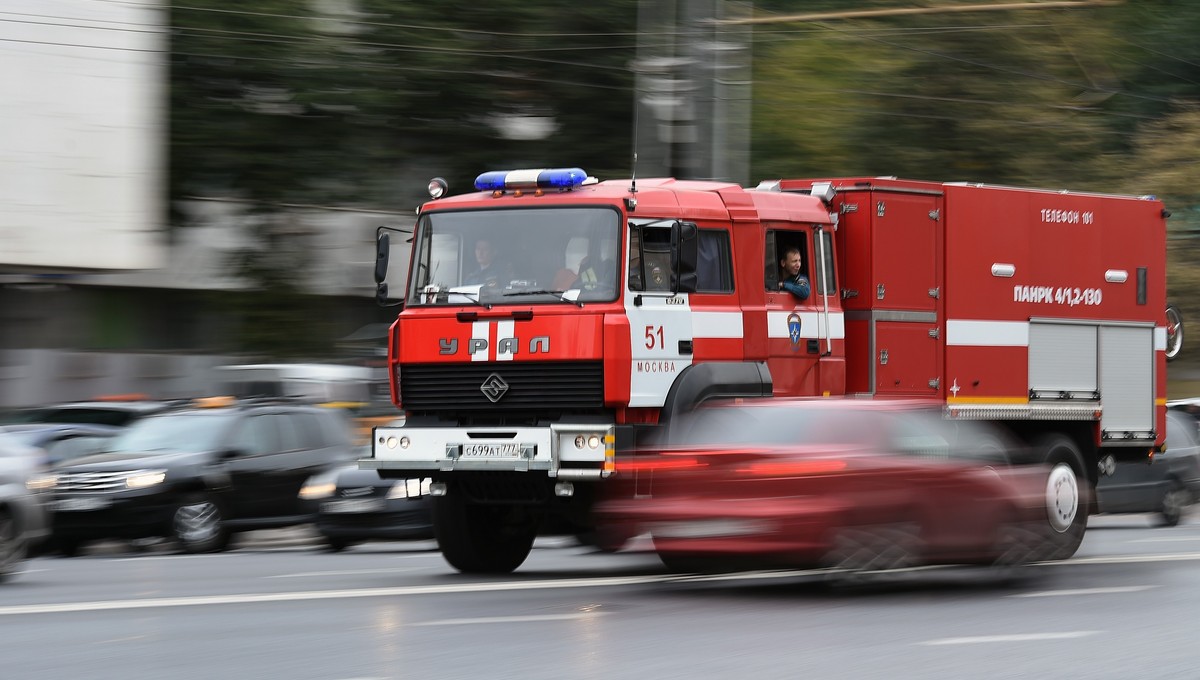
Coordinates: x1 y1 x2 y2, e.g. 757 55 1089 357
374 232 391 284
671 221 699 293
375 282 389 306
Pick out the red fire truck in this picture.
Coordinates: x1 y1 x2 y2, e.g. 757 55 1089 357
367 168 1175 573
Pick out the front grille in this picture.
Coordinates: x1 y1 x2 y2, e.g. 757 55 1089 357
401 361 603 413
55 471 131 492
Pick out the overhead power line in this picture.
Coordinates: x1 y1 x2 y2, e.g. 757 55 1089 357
715 0 1124 26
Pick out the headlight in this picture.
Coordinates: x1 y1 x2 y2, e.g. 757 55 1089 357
299 469 341 500
125 469 167 489
26 474 57 492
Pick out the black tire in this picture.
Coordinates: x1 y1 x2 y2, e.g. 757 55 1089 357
432 494 539 574
323 536 359 553
655 550 723 574
54 535 88 558
171 493 230 554
1159 479 1189 527
1035 434 1089 560
0 509 25 581
1166 305 1184 362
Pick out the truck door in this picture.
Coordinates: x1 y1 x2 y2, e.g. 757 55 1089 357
764 226 843 396
838 188 943 396
625 223 694 407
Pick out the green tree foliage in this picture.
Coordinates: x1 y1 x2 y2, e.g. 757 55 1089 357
170 0 639 356
750 9 1127 187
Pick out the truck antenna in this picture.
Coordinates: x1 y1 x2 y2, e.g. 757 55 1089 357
629 98 639 194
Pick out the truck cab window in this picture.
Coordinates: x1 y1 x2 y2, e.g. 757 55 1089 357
814 229 836 295
767 229 811 297
629 225 673 292
696 229 733 293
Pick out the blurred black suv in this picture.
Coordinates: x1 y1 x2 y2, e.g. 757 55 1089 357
46 397 357 554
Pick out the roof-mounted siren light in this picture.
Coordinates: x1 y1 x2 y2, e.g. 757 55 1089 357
428 177 448 200
810 181 836 204
474 168 588 192
755 180 782 192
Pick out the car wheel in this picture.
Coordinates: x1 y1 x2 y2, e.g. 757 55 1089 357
432 493 539 574
1159 479 1189 527
1035 435 1090 560
0 509 25 581
823 521 921 588
323 536 358 553
54 535 88 558
172 494 230 554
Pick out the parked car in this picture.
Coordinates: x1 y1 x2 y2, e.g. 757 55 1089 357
6 399 173 428
1096 409 1200 526
299 465 433 551
0 431 52 581
45 397 358 555
596 398 1055 576
0 423 121 467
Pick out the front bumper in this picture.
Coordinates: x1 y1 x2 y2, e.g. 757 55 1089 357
366 423 614 479
49 488 179 539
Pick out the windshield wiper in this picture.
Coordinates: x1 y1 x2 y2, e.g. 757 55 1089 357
502 290 584 307
439 286 492 309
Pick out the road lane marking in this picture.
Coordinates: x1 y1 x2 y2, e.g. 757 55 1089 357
1008 585 1157 598
1053 551 1200 565
266 569 419 579
1129 536 1200 543
414 612 607 626
0 576 666 616
0 569 825 617
920 631 1099 645
10 549 1200 617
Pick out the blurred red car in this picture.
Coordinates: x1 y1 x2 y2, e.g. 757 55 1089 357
596 398 1057 575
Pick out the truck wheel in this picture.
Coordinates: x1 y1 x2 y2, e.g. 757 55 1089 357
433 495 539 574
1166 305 1184 362
172 494 230 554
1159 479 1189 527
1036 435 1089 560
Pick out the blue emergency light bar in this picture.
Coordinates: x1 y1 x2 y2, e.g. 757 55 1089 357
474 168 588 192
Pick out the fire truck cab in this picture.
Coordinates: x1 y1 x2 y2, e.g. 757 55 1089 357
367 168 1172 574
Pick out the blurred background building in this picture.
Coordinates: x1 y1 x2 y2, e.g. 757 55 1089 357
0 0 399 406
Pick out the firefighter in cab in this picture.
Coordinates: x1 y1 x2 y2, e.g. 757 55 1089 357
778 246 810 300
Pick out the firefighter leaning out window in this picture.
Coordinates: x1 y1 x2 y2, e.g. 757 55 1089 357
777 246 811 300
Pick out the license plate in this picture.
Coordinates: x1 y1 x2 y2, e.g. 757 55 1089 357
462 443 522 458
322 499 385 514
53 496 111 512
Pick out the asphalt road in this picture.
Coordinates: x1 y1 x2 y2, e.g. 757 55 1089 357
2 512 1199 680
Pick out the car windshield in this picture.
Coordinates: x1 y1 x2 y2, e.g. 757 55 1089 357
106 412 238 454
407 206 621 305
10 406 143 427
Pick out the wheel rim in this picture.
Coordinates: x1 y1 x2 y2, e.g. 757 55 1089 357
1163 487 1188 518
1166 307 1183 360
1045 463 1079 533
175 500 220 544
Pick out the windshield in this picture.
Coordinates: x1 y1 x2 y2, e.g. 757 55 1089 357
407 207 621 305
672 403 1013 463
106 412 238 455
